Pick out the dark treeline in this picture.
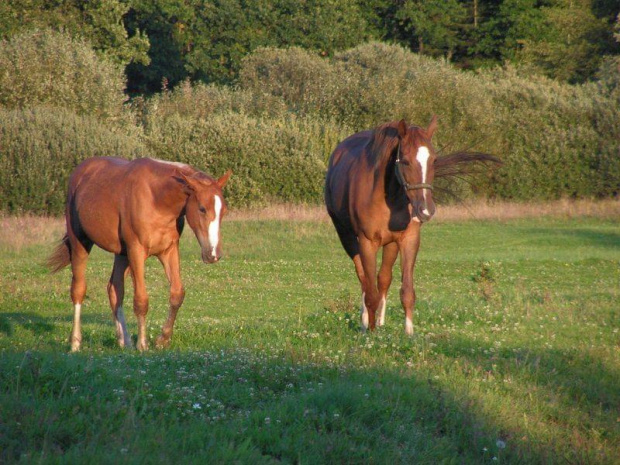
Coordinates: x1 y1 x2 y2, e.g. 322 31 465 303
1 0 619 93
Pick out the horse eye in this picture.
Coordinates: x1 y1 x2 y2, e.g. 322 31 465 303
199 206 206 214
399 160 410 166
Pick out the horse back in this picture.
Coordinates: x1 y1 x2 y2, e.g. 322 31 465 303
325 131 372 219
67 157 185 255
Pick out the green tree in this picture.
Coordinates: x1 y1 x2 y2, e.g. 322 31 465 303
125 0 195 93
516 0 611 82
126 0 369 91
396 0 468 60
0 0 149 68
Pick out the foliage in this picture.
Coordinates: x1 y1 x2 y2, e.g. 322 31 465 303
125 0 370 92
0 107 146 214
1 38 618 215
481 67 620 198
396 0 468 60
240 43 620 200
0 29 128 121
141 85 350 205
0 0 618 88
0 0 149 67
515 0 611 83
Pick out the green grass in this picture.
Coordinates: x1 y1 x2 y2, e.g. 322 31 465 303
1 216 619 463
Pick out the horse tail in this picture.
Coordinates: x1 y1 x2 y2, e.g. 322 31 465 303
47 235 71 273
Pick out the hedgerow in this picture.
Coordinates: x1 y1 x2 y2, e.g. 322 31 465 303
0 107 146 214
0 29 127 122
1 40 617 215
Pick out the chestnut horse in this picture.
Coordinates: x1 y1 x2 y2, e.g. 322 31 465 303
48 157 231 351
325 117 499 335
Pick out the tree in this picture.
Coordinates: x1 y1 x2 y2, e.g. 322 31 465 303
516 0 611 82
396 0 468 60
0 0 149 68
126 0 370 92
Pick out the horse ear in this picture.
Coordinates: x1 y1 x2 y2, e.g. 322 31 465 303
427 115 438 139
172 173 195 195
217 170 232 188
397 119 408 138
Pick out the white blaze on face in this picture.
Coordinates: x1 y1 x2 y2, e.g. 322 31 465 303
416 146 431 215
208 195 222 256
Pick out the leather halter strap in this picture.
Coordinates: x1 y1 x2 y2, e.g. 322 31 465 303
395 142 434 191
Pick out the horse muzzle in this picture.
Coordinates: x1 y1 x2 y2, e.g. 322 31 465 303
411 197 436 223
201 248 221 264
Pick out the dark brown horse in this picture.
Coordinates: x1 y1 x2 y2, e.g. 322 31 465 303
48 157 231 351
325 117 499 334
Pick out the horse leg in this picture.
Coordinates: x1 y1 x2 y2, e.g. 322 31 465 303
327 216 370 331
377 242 399 327
128 249 149 351
107 254 133 349
398 229 421 336
156 245 184 349
351 255 370 331
359 238 381 331
68 239 92 352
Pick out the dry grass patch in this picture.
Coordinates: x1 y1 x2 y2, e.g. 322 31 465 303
0 214 65 252
1 199 618 250
434 198 620 222
227 199 620 223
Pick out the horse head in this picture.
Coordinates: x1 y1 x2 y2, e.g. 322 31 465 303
176 170 232 263
395 116 437 223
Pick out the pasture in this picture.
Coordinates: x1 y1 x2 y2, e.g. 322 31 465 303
1 205 619 464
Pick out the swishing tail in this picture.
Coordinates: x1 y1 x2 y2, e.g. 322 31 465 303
47 235 71 273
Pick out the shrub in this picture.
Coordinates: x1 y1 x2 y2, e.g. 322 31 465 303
0 107 146 214
240 43 619 200
481 67 620 198
143 111 350 206
0 29 127 121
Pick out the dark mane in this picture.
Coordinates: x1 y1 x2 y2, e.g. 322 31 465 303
367 122 401 167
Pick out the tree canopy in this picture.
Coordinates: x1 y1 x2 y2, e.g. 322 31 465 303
1 0 618 91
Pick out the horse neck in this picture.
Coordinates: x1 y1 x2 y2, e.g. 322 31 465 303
368 148 402 204
155 179 191 218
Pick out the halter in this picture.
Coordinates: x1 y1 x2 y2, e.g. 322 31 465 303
394 142 434 191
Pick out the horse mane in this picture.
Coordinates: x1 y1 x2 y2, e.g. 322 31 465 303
367 122 402 167
365 122 502 190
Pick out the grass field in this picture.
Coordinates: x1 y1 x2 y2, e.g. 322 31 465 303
1 206 619 463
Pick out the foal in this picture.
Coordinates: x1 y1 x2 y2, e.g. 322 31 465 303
48 157 231 351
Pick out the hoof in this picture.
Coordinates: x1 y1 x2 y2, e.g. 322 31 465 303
118 339 134 350
136 342 149 352
155 335 171 349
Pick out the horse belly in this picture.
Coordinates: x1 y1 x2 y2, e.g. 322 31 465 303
72 188 123 254
79 208 123 253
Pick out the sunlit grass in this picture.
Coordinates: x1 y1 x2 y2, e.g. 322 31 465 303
1 214 618 463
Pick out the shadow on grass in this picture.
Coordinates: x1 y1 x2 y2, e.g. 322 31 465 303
0 347 530 464
525 227 620 250
0 312 56 337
